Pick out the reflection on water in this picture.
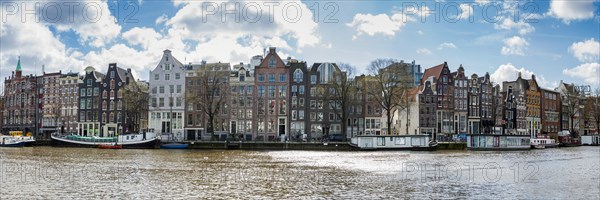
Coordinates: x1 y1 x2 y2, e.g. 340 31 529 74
0 147 598 199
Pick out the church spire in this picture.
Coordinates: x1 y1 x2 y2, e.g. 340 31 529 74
16 56 21 71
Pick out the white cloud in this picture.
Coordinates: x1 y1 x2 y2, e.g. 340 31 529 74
547 0 599 23
0 0 121 48
167 0 320 49
494 18 535 35
156 14 169 25
475 0 491 5
0 8 84 77
501 36 529 56
458 4 473 20
438 42 457 50
347 13 409 39
347 6 431 39
122 27 163 49
48 1 122 47
491 63 556 88
416 48 432 55
569 38 600 63
563 63 600 86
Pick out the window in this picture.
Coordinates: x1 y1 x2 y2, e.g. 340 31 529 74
268 58 276 68
87 79 92 86
294 69 303 82
175 73 180 80
80 88 86 96
269 86 276 98
159 98 164 107
299 86 305 95
151 98 157 107
170 85 174 93
154 74 159 80
177 85 182 93
258 74 265 82
279 74 286 82
268 74 275 82
165 74 170 81
279 86 286 98
311 75 317 84
110 71 115 79
152 87 157 94
258 86 265 97
159 86 164 94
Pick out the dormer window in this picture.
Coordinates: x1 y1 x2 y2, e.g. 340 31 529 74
166 56 169 61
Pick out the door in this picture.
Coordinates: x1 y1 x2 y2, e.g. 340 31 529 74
279 118 286 136
162 121 171 133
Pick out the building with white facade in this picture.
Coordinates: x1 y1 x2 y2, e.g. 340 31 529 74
149 50 186 140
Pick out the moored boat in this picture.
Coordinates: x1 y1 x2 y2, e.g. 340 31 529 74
349 134 436 151
160 143 189 149
98 144 123 149
467 134 530 151
51 131 159 149
8 131 36 146
530 138 559 149
0 135 25 147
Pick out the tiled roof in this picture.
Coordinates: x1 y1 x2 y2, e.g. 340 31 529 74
421 62 445 85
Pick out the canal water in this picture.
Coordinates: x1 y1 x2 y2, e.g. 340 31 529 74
0 147 598 199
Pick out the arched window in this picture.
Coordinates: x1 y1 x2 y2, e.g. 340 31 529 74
294 69 303 83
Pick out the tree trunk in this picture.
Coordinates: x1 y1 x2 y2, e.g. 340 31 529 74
208 115 215 141
341 112 347 140
406 107 409 135
386 109 392 135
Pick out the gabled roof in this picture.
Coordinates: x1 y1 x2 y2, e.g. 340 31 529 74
115 67 134 83
421 62 445 85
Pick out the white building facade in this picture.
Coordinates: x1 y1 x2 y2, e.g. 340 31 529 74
149 50 186 140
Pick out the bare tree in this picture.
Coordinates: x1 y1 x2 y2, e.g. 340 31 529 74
186 65 229 141
585 89 600 135
323 63 356 139
562 86 583 137
366 59 413 135
123 82 149 133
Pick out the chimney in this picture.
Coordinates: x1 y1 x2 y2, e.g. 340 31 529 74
269 47 276 54
532 74 536 80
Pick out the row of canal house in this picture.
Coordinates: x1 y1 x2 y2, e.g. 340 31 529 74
399 62 564 142
77 64 141 137
149 47 421 141
2 48 591 142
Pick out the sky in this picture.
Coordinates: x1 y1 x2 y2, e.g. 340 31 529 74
0 0 599 92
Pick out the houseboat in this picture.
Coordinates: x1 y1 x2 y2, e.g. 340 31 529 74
349 134 436 151
8 131 36 146
0 135 25 147
557 131 580 147
581 135 600 146
467 134 530 150
51 131 159 149
530 138 559 149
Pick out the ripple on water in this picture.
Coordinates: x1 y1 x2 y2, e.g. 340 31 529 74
0 147 598 199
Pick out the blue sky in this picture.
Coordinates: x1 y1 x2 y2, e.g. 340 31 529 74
1 0 599 91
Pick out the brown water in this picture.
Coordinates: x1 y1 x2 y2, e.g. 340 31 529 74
0 147 598 199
